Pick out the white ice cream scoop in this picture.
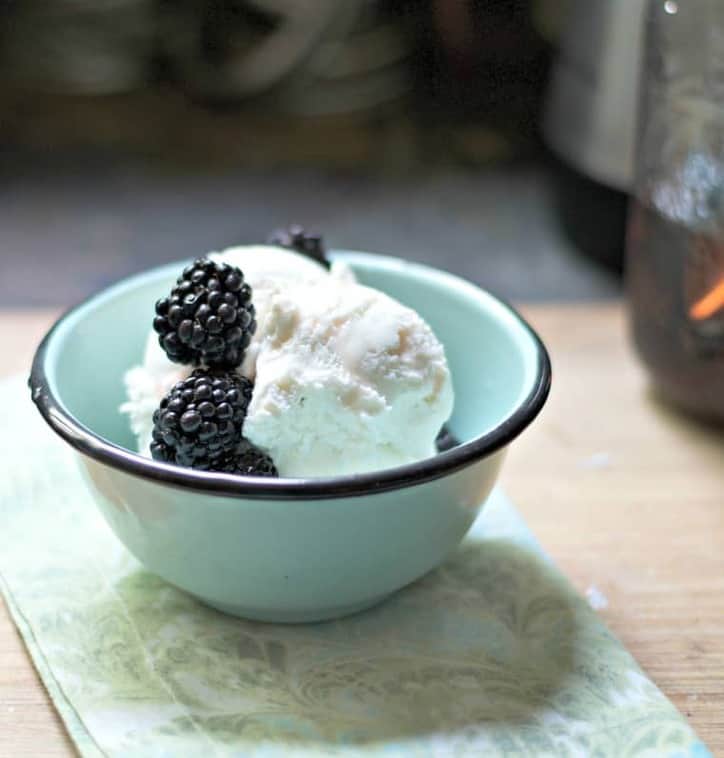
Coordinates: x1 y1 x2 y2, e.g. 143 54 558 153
244 279 453 477
122 245 453 478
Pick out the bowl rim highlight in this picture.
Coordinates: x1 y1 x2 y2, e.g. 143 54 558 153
29 251 551 500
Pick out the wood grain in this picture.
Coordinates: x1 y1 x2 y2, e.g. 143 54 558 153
1 305 722 755
0 309 75 757
503 305 724 752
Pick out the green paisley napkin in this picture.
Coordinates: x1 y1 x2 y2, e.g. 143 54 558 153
0 375 710 757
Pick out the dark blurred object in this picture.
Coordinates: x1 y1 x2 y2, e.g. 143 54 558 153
157 0 342 100
544 0 646 274
530 0 570 45
0 1 556 167
0 0 156 94
0 1 554 124
413 0 551 139
435 424 460 452
267 224 328 268
550 158 628 276
627 0 724 423
0 0 413 113
159 1 412 113
0 0 561 131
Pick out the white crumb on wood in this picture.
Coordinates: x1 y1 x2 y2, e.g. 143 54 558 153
579 452 612 470
585 585 609 610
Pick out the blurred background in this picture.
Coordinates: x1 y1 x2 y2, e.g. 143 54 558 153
0 0 641 306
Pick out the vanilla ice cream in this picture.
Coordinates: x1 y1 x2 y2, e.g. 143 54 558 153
209 245 331 377
244 278 453 476
122 245 454 477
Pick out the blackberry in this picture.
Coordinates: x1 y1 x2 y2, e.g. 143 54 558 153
435 424 460 453
267 224 329 268
150 368 253 470
153 257 256 368
217 440 278 478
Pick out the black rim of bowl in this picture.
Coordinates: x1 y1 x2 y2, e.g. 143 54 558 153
29 263 551 501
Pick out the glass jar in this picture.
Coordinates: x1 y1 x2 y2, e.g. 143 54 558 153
626 0 724 422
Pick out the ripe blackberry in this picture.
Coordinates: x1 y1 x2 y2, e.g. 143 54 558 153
153 257 256 368
267 224 329 268
217 440 278 478
150 369 253 470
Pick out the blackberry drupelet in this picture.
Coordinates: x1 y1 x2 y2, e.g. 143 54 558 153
217 439 278 478
267 224 329 268
150 368 253 470
153 257 256 368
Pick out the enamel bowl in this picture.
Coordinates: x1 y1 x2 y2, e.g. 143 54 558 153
30 252 550 623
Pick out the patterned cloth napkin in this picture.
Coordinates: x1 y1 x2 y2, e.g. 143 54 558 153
0 375 710 757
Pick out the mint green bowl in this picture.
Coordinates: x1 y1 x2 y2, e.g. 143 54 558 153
30 252 550 623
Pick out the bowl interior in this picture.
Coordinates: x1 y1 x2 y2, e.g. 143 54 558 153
43 252 541 454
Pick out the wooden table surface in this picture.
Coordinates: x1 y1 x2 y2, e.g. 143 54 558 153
1 305 722 756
